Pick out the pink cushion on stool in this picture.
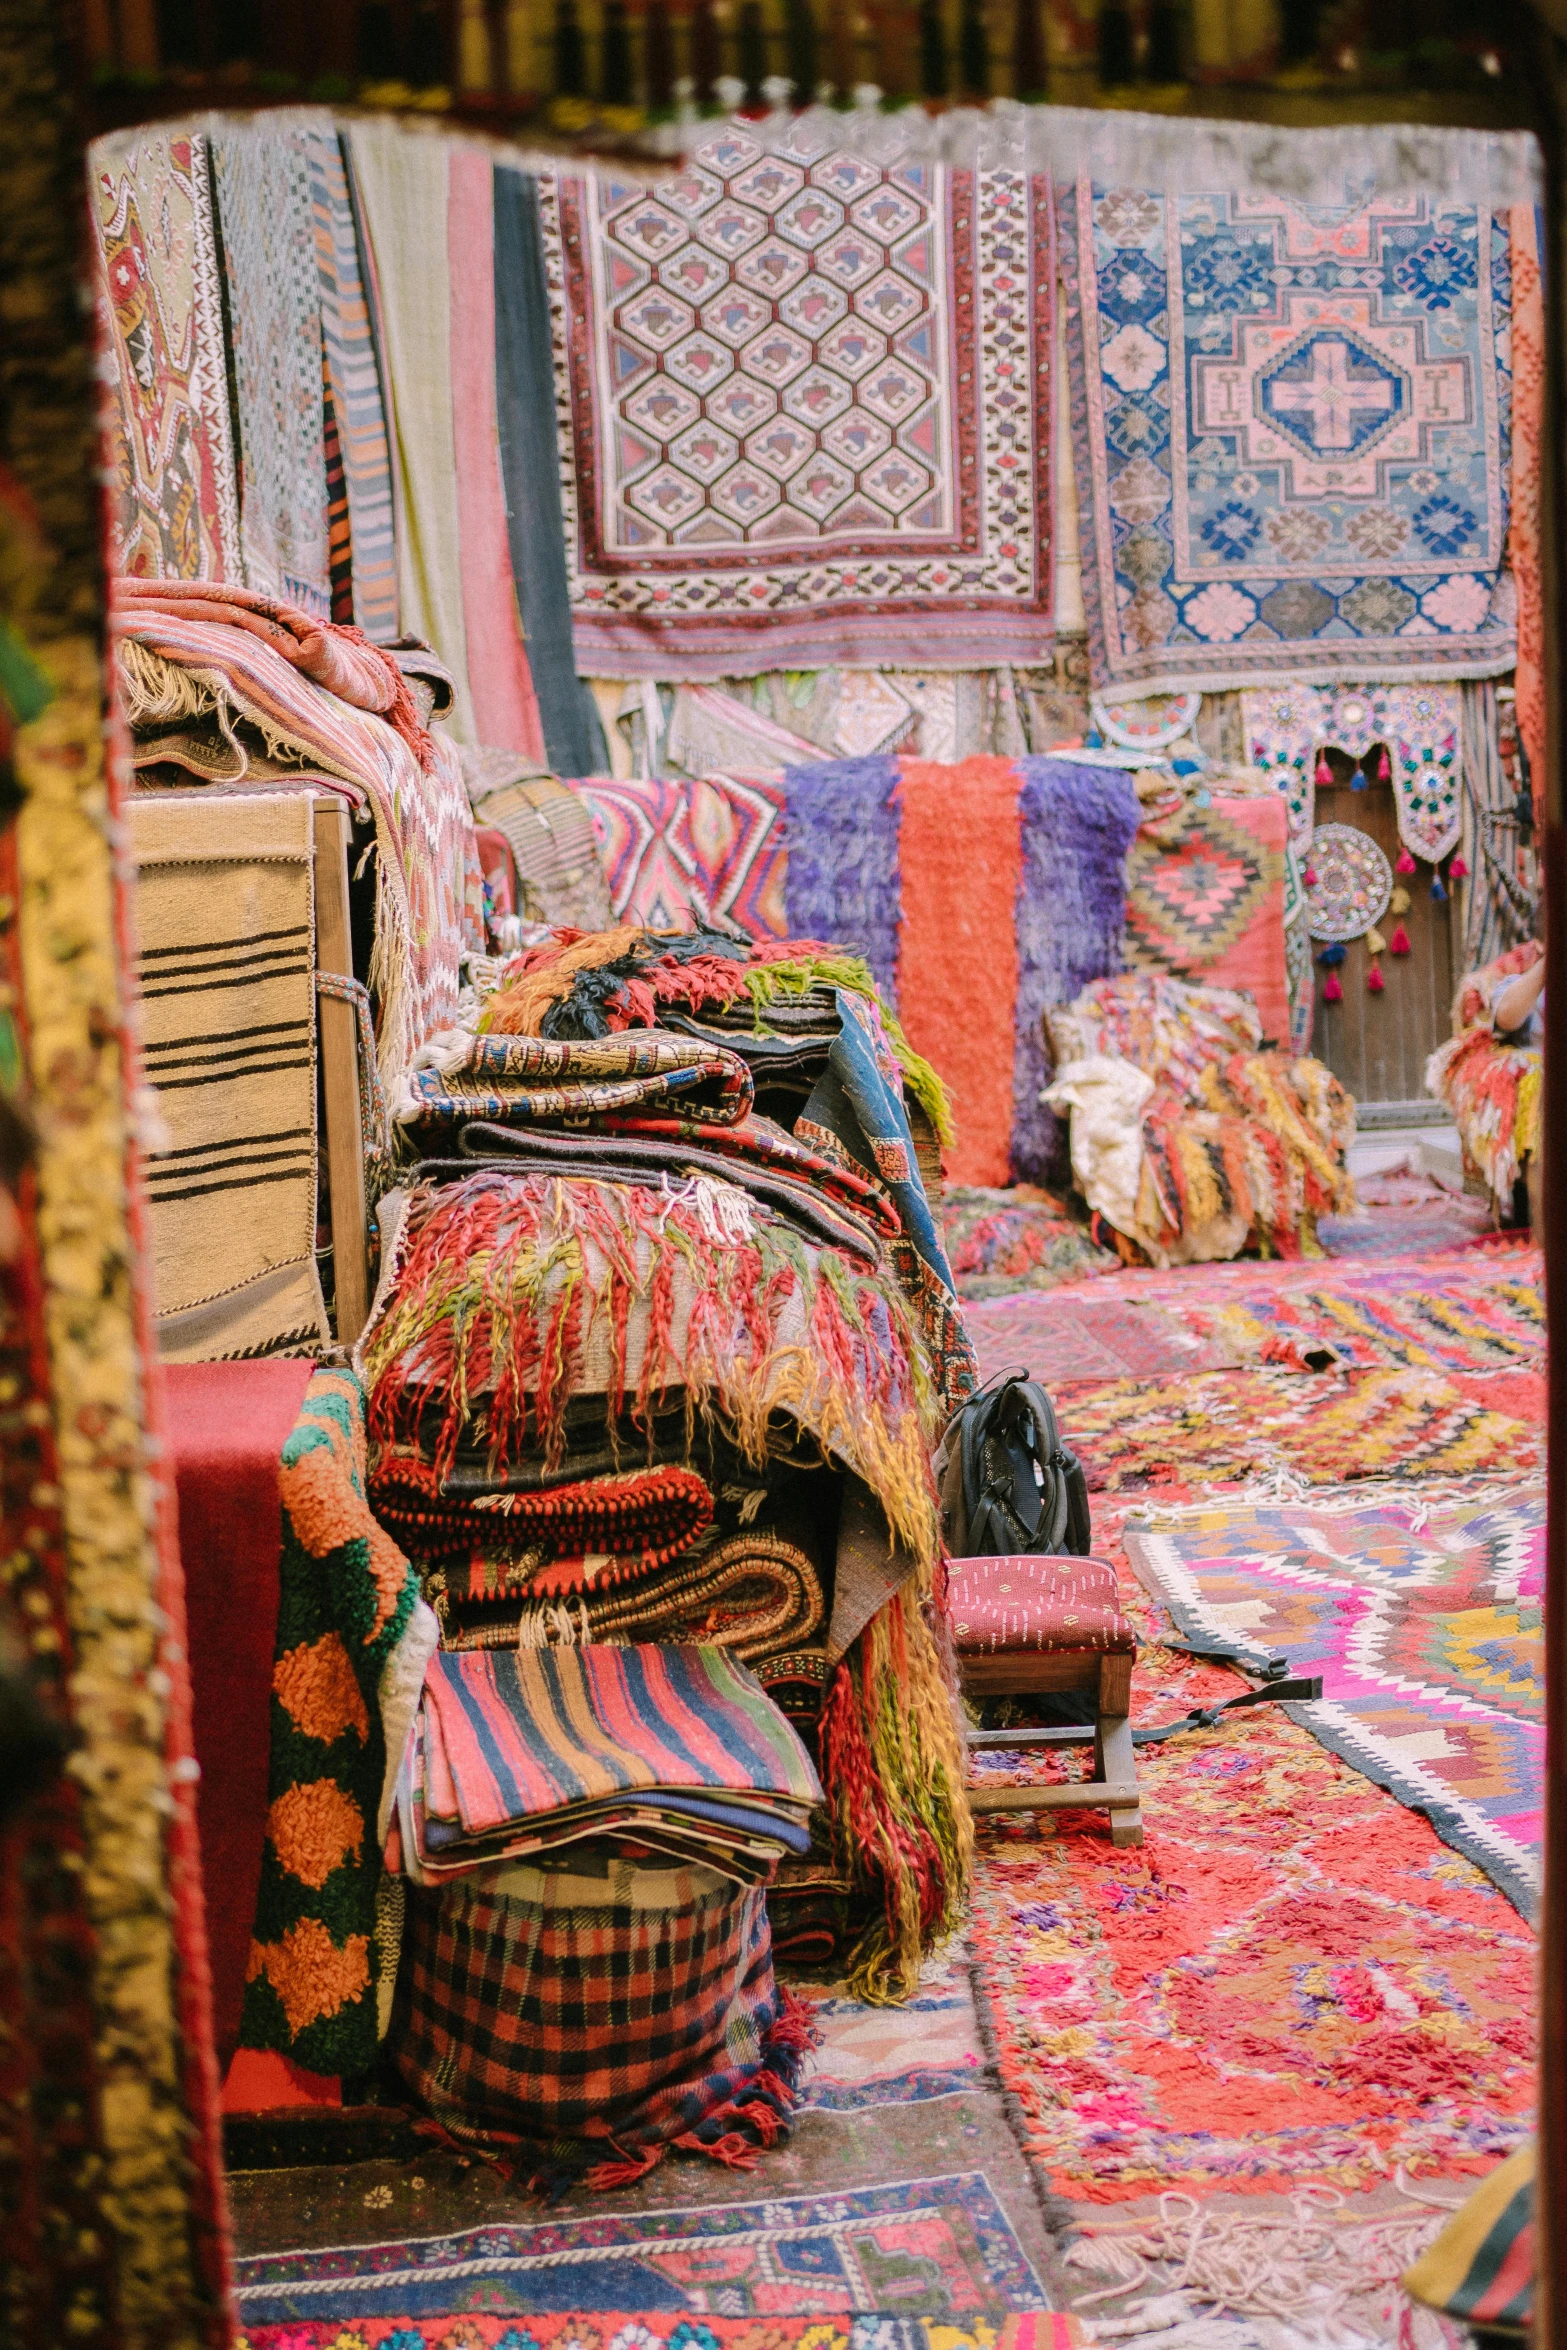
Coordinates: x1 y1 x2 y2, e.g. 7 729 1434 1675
948 1554 1137 1657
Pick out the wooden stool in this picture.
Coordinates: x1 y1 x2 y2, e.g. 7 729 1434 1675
949 1553 1144 1847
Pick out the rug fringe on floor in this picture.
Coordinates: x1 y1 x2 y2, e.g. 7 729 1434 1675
1065 2180 1470 2348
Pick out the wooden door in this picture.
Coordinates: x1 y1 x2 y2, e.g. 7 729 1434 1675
1309 764 1454 1108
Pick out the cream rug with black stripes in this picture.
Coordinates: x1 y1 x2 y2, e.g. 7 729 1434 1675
129 792 329 1359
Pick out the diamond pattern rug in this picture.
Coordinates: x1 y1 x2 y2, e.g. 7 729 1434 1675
538 126 1055 676
1123 795 1292 1051
1125 1481 1544 1917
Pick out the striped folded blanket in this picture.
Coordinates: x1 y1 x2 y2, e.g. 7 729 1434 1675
391 1644 821 1886
367 1455 713 1578
396 1028 754 1133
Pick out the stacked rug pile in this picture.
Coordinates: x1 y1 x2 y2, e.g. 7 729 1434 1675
355 919 974 2176
1045 973 1355 1266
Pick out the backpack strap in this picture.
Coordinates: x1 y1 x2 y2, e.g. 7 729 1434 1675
1130 1674 1323 1748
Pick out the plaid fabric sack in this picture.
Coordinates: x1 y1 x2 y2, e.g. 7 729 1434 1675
395 1852 814 2186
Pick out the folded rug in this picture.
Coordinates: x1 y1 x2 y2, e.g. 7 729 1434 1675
113 606 481 1078
478 924 951 1145
417 1643 819 1836
395 1856 813 2184
448 1116 896 1265
435 1531 827 1665
115 579 430 761
396 1028 754 1134
367 1456 714 1576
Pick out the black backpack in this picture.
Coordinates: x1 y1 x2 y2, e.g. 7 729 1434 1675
938 1372 1092 1559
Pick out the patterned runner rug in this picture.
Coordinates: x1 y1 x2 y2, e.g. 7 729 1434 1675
1051 1364 1540 1495
233 2173 1046 2325
237 2319 1081 2350
1125 1482 1544 1917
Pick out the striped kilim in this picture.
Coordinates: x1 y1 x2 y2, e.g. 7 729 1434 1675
306 118 399 638
419 1644 821 1846
580 771 789 938
210 117 332 614
90 124 241 581
128 792 328 1360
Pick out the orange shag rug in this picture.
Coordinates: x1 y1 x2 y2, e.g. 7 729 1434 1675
895 758 1023 1189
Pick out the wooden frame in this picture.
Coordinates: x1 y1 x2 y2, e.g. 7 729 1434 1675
312 800 372 1347
962 1648 1144 1847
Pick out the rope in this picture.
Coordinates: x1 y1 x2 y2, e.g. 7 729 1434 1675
1065 2176 1462 2339
315 969 392 1184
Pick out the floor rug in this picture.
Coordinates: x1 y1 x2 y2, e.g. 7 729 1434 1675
536 130 1056 677
233 2176 1046 2323
794 1955 987 2113
1319 1200 1497 1258
1149 1257 1544 1375
966 1296 1240 1387
1124 1483 1544 1917
236 2319 1083 2350
1056 1366 1541 1495
967 1640 1536 2207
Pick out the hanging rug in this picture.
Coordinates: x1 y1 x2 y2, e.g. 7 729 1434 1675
1305 823 1393 943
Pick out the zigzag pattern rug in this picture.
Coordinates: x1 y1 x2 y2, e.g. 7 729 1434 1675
1124 1481 1544 1918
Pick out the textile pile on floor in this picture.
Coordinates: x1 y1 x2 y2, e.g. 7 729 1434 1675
343 914 977 2176
1045 972 1355 1266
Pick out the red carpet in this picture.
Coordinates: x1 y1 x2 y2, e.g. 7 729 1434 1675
165 1358 314 2065
896 758 1022 1187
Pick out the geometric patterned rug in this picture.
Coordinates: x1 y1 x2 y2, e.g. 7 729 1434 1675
235 2323 1082 2350
1125 1482 1545 1918
1145 1254 1544 1375
1058 1364 1542 1496
232 2174 1048 2325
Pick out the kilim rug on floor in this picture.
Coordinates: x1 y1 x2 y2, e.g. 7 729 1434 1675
967 1636 1535 2206
535 126 1056 676
1143 1251 1544 1375
1125 1482 1544 1916
233 2175 1046 2323
127 791 329 1360
967 1296 1240 1385
1057 118 1527 693
1319 1200 1497 1257
236 2319 1083 2350
1053 1365 1541 1494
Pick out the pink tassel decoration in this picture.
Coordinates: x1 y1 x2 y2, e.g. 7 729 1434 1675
1323 972 1343 1002
1303 866 1318 888
1389 924 1411 956
1395 848 1417 875
1314 753 1333 787
1377 746 1390 781
1367 964 1385 993
1450 855 1469 879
